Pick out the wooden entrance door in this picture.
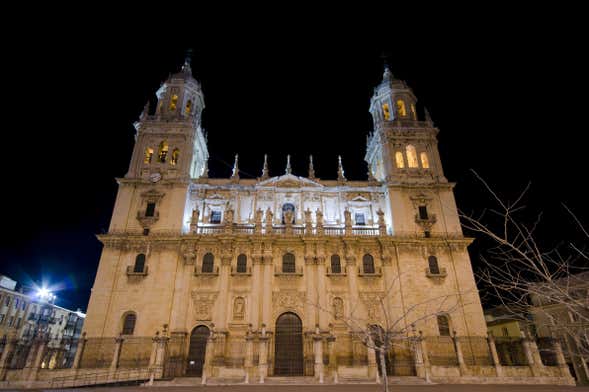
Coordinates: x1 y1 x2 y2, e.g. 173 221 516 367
274 312 303 376
186 325 209 377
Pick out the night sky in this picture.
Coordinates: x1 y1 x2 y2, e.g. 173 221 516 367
1 11 587 312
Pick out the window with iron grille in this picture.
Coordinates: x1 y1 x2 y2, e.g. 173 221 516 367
237 254 247 273
330 254 341 274
202 253 214 273
363 254 375 274
282 253 296 273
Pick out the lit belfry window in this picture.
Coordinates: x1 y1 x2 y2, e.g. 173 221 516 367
420 152 430 169
410 104 417 119
171 149 180 166
158 141 169 163
185 99 192 114
169 94 178 111
396 99 407 117
382 103 391 120
395 151 405 168
406 145 418 168
144 148 154 164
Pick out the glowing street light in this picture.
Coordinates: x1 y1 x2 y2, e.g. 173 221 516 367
36 287 56 302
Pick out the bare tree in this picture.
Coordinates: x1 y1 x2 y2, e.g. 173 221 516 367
460 171 589 367
310 271 464 392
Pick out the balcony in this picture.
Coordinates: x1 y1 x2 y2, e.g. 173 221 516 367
191 223 381 237
274 265 304 277
136 210 160 227
126 265 149 276
326 267 347 277
231 266 252 276
425 267 447 279
195 266 220 276
358 266 383 277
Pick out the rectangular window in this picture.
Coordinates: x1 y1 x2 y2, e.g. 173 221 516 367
143 228 150 236
145 202 156 217
210 210 222 224
418 206 428 220
502 327 509 337
21 302 26 311
14 298 19 308
355 213 366 226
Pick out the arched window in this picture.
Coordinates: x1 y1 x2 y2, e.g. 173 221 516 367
437 314 451 336
396 99 407 117
144 148 154 164
185 99 192 115
134 254 146 273
169 94 178 111
420 152 430 169
362 254 375 274
330 254 341 274
237 254 247 273
122 313 136 335
428 256 440 275
158 141 169 163
282 253 296 273
171 148 180 166
202 253 214 273
406 145 418 168
395 151 405 168
382 103 391 121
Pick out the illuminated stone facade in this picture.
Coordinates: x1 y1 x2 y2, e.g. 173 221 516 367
79 61 571 385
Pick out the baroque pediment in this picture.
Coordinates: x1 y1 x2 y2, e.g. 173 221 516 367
257 174 323 188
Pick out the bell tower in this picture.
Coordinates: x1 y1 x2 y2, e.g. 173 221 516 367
366 66 461 236
126 57 208 181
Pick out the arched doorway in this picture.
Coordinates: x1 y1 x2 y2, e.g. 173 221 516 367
186 325 209 377
274 312 303 376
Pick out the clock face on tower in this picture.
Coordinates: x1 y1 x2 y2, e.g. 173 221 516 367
149 172 162 183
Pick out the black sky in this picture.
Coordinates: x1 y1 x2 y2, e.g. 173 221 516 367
1 9 587 311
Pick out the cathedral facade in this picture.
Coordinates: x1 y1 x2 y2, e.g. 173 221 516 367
79 60 570 385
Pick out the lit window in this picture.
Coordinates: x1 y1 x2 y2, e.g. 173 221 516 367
410 104 417 119
355 213 366 226
406 145 418 168
158 141 169 163
122 313 136 335
437 315 451 336
396 100 407 117
210 210 222 224
382 103 391 121
395 151 405 168
171 149 179 166
420 152 430 169
185 99 192 114
169 94 178 111
144 148 154 164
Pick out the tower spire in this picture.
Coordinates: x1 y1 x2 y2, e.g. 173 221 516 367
308 155 316 179
337 155 346 182
261 154 269 180
231 154 239 181
182 49 193 75
285 155 292 175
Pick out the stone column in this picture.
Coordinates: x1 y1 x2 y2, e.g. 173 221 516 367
217 254 232 329
0 331 17 381
258 327 269 383
419 332 432 383
411 335 426 380
72 332 86 370
312 326 324 383
316 257 328 329
250 256 262 330
110 335 124 372
327 333 337 383
27 335 49 381
202 330 216 385
452 332 468 376
305 256 316 328
487 334 503 377
522 336 541 377
345 256 359 309
244 326 254 384
553 338 573 378
149 333 159 368
261 256 273 328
